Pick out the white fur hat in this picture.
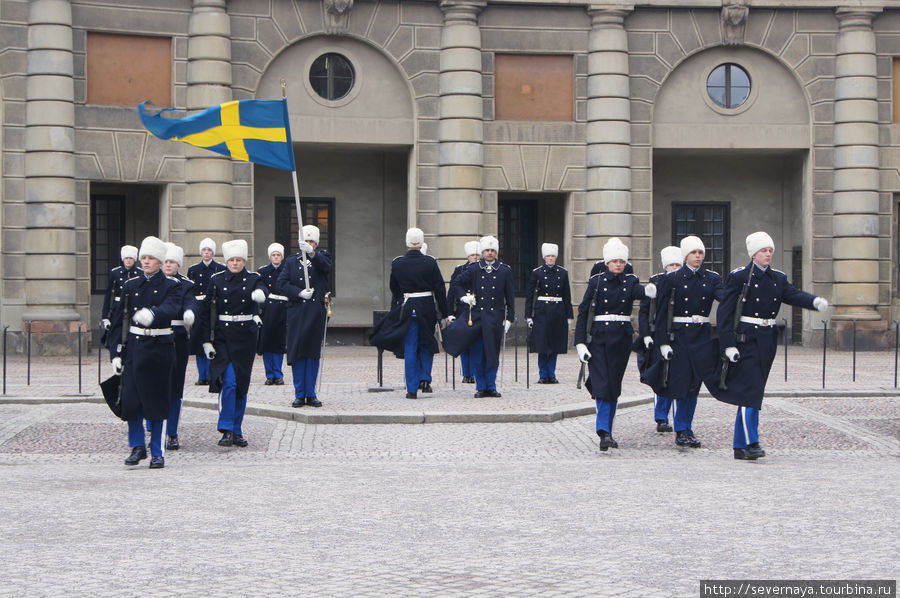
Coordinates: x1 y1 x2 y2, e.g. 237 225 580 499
660 246 682 268
165 243 184 267
120 245 138 261
199 237 216 254
479 235 499 252
542 243 559 258
222 239 248 262
602 238 628 263
680 235 705 259
139 236 168 263
267 242 284 259
421 242 428 256
746 231 775 258
302 225 320 245
464 241 480 257
406 227 424 248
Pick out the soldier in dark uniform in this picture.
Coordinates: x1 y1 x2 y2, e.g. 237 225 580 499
448 241 481 384
444 235 515 398
575 238 656 451
637 245 682 433
276 225 333 408
524 243 573 384
100 245 139 357
108 236 182 469
201 239 268 447
187 237 225 385
257 242 287 386
590 238 634 277
653 236 725 449
708 231 828 460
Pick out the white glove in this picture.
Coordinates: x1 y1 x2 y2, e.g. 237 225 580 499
133 308 153 327
813 297 828 312
203 342 216 359
461 293 476 306
526 318 534 328
298 241 314 254
660 344 673 360
503 320 511 334
567 319 573 328
183 310 195 327
644 282 657 299
100 318 111 331
643 336 653 349
299 287 314 300
576 343 591 363
446 315 456 323
111 356 123 375
725 347 740 362
251 289 266 304
253 315 263 326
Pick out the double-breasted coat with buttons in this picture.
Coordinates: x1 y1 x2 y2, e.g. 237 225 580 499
202 268 268 398
448 261 474 319
590 260 634 277
633 271 666 374
256 263 287 355
443 259 515 370
101 263 140 349
645 265 725 399
187 260 226 356
170 272 196 400
705 263 816 409
574 271 650 403
108 270 181 421
524 264 573 355
275 250 333 363
370 250 448 358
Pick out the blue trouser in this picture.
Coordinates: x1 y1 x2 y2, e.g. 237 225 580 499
129 414 164 457
595 400 618 434
217 364 246 435
263 352 284 380
167 398 182 437
673 395 698 434
654 395 673 422
196 354 210 380
460 349 472 377
538 353 558 379
469 336 498 392
404 315 433 393
734 406 760 449
291 358 320 398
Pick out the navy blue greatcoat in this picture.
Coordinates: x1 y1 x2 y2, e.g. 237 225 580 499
187 260 226 356
442 260 515 370
108 270 181 421
634 271 665 374
370 250 448 357
574 271 649 403
202 268 268 398
646 265 725 399
448 261 474 319
101 263 140 350
170 273 195 399
706 262 816 409
590 260 634 277
256 262 288 354
276 251 333 363
524 264 573 355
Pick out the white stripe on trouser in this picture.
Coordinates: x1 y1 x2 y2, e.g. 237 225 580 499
161 419 167 456
672 400 678 421
740 406 750 445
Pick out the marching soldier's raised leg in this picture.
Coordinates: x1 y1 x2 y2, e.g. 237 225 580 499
525 243 573 385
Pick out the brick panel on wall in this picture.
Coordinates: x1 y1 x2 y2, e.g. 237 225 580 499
86 32 171 107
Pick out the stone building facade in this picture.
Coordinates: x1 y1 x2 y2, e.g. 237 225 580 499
0 0 898 353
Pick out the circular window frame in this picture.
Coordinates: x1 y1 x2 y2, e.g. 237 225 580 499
701 62 758 116
303 49 362 108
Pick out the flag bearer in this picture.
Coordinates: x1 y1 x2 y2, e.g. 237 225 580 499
188 238 225 385
257 243 288 386
524 243 573 384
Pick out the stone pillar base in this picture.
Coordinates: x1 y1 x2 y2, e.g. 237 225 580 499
829 319 889 351
22 320 87 356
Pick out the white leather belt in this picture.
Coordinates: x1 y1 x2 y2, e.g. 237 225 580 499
673 315 710 324
114 297 121 302
129 326 173 336
403 291 433 303
538 296 562 302
219 314 254 322
740 316 777 326
194 294 206 300
171 320 185 327
268 294 288 301
594 315 630 322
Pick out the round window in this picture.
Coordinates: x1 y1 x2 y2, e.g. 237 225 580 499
309 53 355 101
706 63 751 109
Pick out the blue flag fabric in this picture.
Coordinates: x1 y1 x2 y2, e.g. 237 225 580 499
138 99 296 171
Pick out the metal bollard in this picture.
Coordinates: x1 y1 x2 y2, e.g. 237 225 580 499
77 323 83 394
782 317 788 382
3 325 8 396
852 319 857 382
377 348 383 387
27 320 32 386
821 320 828 389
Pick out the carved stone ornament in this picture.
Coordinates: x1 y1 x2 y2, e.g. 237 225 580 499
324 0 353 35
722 0 749 46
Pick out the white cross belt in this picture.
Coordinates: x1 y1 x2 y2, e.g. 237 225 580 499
218 314 254 322
594 315 630 322
673 315 710 324
740 316 777 326
129 326 173 336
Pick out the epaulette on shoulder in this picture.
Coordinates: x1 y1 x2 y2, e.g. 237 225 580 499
771 268 785 275
531 266 542 272
589 273 602 281
625 273 638 279
392 255 404 262
705 269 720 277
558 265 568 272
730 265 746 274
247 271 261 278
210 270 225 279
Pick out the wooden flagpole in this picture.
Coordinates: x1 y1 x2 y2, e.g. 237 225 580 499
282 78 310 290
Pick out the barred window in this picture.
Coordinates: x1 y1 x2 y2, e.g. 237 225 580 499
671 202 730 275
91 195 126 293
498 199 538 295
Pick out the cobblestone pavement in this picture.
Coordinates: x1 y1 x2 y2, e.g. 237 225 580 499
0 390 897 596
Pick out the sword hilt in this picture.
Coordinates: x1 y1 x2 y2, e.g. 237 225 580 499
324 292 333 317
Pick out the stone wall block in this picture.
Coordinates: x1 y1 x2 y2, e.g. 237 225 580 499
24 228 75 254
831 283 877 306
185 182 232 207
437 189 482 213
185 156 232 183
763 10 795 55
833 99 878 122
438 164 482 189
439 71 482 95
27 49 73 77
806 79 834 103
782 34 809 68
587 51 628 75
586 97 630 121
834 145 879 169
24 151 73 177
835 52 877 77
416 26 442 50
588 29 627 54
185 207 234 231
440 46 482 73
25 125 73 152
744 9 774 47
25 74 72 102
796 56 835 82
833 190 879 214
656 33 685 68
626 32 654 54
187 60 232 86
402 50 441 77
834 76 878 100
832 214 878 237
587 74 629 99
625 9 668 32
586 143 630 168
24 279 76 304
189 10 230 37
386 25 415 60
585 189 630 214
587 213 632 237
431 211 481 236
189 36 231 60
25 200 74 229
837 30 876 55
692 9 722 48
439 141 483 166
797 10 838 33
25 100 74 126
586 120 631 145
271 2 305 40
810 34 836 55
629 77 659 103
586 167 630 191
669 10 701 54
441 24 481 50
833 168 879 192
256 17 287 57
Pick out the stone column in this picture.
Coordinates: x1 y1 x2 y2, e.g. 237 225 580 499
435 0 485 273
185 0 233 261
585 5 634 265
23 0 81 354
831 7 884 346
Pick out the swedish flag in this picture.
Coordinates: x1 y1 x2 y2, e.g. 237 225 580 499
138 99 296 171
